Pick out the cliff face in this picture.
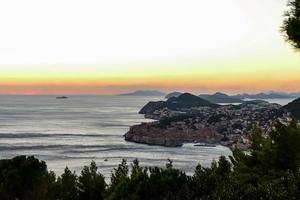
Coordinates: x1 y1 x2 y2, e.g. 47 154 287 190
124 123 223 147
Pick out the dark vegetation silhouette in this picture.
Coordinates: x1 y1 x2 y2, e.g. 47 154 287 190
283 98 300 119
0 122 299 200
282 0 300 50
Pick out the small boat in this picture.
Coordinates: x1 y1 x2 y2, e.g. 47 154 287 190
56 96 68 99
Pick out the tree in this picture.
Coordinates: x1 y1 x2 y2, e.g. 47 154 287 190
191 157 232 199
0 156 52 200
78 161 106 200
57 167 79 200
106 159 130 200
229 122 300 199
282 0 300 50
146 161 190 200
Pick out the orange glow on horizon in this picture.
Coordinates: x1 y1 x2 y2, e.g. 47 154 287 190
0 72 299 95
0 0 299 95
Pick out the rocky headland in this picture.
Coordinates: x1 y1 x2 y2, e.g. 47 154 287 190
125 122 223 147
125 93 297 149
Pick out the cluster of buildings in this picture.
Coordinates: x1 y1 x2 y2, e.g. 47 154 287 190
146 101 293 149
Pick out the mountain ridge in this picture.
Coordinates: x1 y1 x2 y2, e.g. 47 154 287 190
118 90 166 96
233 92 294 99
199 92 244 103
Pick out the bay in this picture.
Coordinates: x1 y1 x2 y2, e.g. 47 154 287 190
0 95 231 177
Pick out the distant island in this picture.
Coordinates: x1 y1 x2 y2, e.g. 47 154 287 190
164 91 299 101
118 90 166 96
290 92 300 97
56 96 68 99
165 91 296 104
199 92 244 103
233 92 294 99
125 92 299 148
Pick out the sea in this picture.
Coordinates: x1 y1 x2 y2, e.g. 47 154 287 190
0 95 295 178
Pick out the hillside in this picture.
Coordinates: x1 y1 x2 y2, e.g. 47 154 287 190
165 92 182 99
166 93 219 109
283 98 300 120
139 93 219 116
199 92 244 103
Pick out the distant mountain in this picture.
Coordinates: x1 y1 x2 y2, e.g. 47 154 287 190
283 98 300 120
266 91 300 98
118 90 166 96
199 92 244 103
233 92 293 99
165 92 182 99
289 92 300 98
166 93 219 109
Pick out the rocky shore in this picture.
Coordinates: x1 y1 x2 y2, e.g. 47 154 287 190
125 122 223 147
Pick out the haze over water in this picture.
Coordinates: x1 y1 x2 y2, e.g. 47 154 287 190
0 95 235 177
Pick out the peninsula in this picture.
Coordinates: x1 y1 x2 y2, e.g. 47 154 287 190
125 93 296 149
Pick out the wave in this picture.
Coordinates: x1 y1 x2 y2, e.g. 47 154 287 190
0 133 120 139
0 144 143 152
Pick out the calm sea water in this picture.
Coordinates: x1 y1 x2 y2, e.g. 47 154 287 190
0 95 233 177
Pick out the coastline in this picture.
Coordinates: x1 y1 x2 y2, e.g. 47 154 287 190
124 122 224 148
124 94 295 150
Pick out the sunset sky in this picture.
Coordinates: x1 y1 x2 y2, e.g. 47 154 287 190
0 0 299 95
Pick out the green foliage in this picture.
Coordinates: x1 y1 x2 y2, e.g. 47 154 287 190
146 162 189 199
190 156 232 199
0 155 50 200
0 122 299 199
106 159 130 200
58 167 79 200
282 0 300 50
78 161 106 200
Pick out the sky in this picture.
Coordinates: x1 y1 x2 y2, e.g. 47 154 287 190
0 0 299 95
